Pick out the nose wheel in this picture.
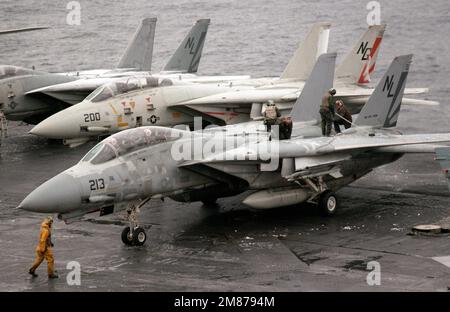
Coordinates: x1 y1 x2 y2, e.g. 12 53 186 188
121 226 147 246
121 197 151 246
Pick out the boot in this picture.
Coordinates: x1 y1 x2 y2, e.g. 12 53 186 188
48 273 59 279
28 269 38 278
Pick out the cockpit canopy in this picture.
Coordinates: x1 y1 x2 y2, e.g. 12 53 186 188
85 77 175 103
81 127 187 164
0 65 37 80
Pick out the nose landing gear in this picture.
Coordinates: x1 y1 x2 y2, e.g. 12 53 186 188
121 226 147 246
121 197 151 246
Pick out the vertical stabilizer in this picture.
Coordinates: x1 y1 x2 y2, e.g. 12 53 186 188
335 24 386 84
280 22 331 80
117 17 157 71
163 19 210 73
355 54 412 128
289 52 337 123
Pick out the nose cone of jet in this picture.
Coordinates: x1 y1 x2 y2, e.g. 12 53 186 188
18 173 81 213
30 109 79 139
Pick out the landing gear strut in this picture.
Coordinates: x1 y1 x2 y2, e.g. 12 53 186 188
300 177 339 216
121 197 151 246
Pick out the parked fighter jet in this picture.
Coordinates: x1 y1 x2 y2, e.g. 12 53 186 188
19 53 450 246
0 18 218 124
28 22 332 144
30 23 434 147
0 25 79 123
29 18 250 104
24 19 328 131
54 18 212 82
0 18 157 123
0 26 50 140
30 77 254 147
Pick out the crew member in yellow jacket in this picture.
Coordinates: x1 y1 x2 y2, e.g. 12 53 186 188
29 217 58 278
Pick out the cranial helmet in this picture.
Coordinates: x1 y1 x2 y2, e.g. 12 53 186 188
329 88 336 95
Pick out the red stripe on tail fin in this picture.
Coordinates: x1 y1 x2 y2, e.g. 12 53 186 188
358 36 382 84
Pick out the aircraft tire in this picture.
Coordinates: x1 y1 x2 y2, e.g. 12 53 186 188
121 227 134 246
319 191 338 216
132 227 147 246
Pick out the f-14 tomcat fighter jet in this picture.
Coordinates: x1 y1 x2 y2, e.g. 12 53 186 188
0 18 158 124
28 22 333 144
27 22 331 143
19 53 450 246
29 23 434 147
0 18 220 124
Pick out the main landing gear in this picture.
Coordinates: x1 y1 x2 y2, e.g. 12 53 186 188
318 190 338 216
302 177 339 216
121 197 151 246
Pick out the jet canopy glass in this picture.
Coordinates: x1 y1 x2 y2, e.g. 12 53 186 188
0 65 36 80
85 77 175 103
82 127 187 164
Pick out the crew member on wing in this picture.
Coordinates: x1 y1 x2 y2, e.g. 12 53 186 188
263 100 281 133
333 100 352 133
279 116 293 140
320 88 336 136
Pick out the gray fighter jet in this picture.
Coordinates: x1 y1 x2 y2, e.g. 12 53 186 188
0 18 215 124
0 26 78 123
19 53 450 246
26 22 334 144
0 18 157 124
0 26 50 140
29 23 436 147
